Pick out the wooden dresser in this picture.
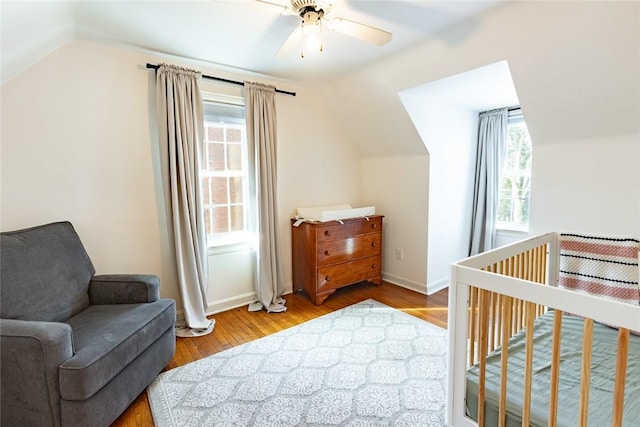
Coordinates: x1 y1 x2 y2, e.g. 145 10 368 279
291 215 383 305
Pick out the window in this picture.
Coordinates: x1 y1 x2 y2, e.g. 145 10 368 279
496 109 532 231
201 95 250 246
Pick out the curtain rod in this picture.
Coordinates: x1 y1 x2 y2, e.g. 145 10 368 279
145 63 296 97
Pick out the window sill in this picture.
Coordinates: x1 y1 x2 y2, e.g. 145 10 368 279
495 228 529 237
208 240 254 255
495 221 529 233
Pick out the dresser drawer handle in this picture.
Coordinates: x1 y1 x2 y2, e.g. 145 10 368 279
371 264 377 269
371 242 376 248
372 223 377 229
325 275 331 282
324 250 331 256
324 230 330 236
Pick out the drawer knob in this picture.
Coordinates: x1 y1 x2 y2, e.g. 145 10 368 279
325 275 331 282
324 250 331 256
371 264 377 269
371 242 376 248
324 230 330 236
372 223 377 229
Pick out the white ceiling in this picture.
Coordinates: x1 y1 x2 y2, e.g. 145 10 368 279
401 60 519 112
1 0 503 85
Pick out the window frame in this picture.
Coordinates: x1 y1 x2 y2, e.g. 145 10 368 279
495 109 532 233
201 93 252 249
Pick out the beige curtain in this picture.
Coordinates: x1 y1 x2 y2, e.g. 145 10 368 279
244 82 287 313
156 64 214 336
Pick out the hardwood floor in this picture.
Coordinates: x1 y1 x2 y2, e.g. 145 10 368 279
111 281 449 426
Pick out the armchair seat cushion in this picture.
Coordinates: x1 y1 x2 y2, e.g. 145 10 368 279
59 299 175 401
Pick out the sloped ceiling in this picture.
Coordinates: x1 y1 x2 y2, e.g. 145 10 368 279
3 1 636 159
318 1 640 157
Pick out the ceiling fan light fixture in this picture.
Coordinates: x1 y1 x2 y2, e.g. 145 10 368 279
300 9 323 58
301 10 321 35
262 0 391 58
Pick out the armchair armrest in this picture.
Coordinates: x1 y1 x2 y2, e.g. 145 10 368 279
1 318 73 425
89 274 160 304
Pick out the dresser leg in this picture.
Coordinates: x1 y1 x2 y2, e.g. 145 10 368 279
314 290 336 305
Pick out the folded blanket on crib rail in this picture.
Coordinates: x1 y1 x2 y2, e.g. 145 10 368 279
559 232 640 305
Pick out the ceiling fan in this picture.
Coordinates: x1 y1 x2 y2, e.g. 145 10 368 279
257 0 392 58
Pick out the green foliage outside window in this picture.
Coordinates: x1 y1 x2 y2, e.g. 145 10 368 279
497 122 532 228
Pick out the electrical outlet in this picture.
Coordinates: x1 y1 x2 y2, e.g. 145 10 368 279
396 248 403 260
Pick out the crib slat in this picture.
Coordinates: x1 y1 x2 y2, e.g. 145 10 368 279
548 310 563 427
535 245 545 283
489 291 497 352
469 286 478 367
578 318 594 427
522 302 535 426
511 297 518 335
498 296 513 427
496 293 503 351
518 253 524 280
477 289 490 427
612 328 629 427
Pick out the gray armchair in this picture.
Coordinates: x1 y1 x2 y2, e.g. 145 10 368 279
1 221 176 426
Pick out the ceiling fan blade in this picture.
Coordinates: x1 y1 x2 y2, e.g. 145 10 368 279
277 27 303 58
255 0 295 15
327 17 392 46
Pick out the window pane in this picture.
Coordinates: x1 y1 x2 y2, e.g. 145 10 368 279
212 206 229 234
227 128 242 143
497 116 532 230
207 126 224 142
204 207 212 236
497 199 512 222
207 142 225 171
202 176 212 205
229 176 244 203
202 97 248 244
211 177 228 204
230 205 244 232
227 143 243 171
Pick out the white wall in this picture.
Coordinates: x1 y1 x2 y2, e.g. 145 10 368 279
398 99 478 293
398 60 520 284
530 134 640 236
0 40 362 315
361 155 429 294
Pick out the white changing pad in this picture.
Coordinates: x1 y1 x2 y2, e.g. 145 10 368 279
296 204 376 222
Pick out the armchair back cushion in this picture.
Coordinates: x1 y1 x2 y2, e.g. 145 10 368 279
1 221 95 322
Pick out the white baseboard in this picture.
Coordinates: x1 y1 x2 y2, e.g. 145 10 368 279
383 272 448 296
175 292 258 324
382 272 427 295
206 292 257 315
425 277 449 295
175 282 296 321
205 281 294 316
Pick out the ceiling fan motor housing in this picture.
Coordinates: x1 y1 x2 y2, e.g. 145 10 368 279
291 0 326 16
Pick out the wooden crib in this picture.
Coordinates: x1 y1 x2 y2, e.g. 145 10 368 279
447 232 640 427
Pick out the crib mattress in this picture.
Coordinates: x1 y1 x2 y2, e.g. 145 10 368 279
466 311 640 426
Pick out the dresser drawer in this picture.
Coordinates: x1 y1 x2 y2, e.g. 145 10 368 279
354 216 382 235
317 256 381 293
316 234 381 267
315 223 355 242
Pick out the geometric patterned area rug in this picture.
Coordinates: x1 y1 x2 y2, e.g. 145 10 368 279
147 299 447 426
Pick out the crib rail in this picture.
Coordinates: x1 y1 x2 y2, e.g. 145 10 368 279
447 232 640 427
466 242 549 368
